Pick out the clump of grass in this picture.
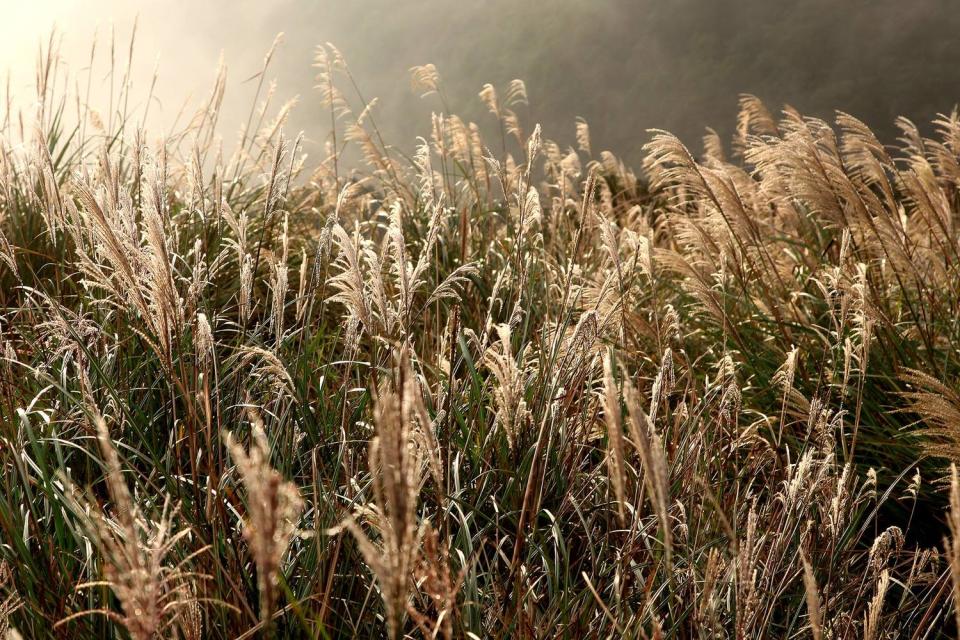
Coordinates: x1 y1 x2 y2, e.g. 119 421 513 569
2 29 960 638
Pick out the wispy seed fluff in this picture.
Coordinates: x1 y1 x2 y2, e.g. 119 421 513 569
484 324 530 450
239 253 253 326
225 425 303 624
195 313 214 365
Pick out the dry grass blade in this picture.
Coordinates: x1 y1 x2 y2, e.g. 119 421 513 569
947 464 960 633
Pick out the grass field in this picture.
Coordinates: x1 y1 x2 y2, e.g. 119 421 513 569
2 38 960 638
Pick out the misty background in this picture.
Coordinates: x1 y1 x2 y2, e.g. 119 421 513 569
2 0 959 166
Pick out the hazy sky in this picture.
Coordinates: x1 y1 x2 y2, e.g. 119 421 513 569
3 0 959 165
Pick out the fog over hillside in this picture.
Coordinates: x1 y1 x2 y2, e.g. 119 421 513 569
3 0 959 164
